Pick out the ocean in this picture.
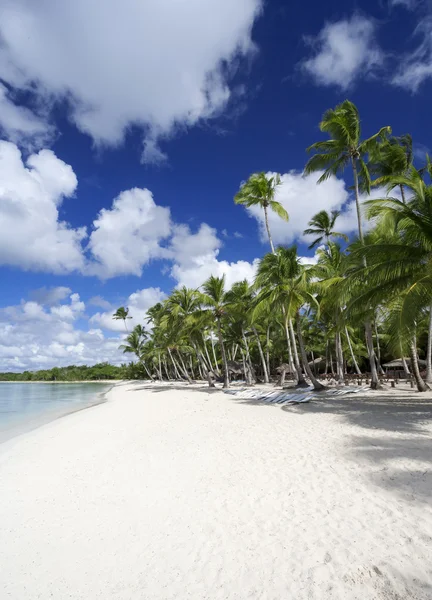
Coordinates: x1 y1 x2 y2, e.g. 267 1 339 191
0 382 111 443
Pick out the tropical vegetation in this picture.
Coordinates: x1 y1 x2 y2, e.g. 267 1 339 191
4 101 432 392
106 100 432 392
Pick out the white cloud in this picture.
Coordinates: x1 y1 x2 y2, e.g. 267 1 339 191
301 15 383 89
0 0 261 157
244 171 387 247
0 83 52 149
389 0 417 8
29 286 72 306
0 292 125 372
0 141 86 273
392 18 432 90
169 223 258 289
90 287 166 333
87 188 172 278
88 296 112 310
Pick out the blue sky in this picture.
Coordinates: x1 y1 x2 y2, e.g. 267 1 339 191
0 0 431 370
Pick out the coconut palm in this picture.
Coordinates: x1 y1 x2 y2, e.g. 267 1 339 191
201 275 230 388
255 246 325 391
346 170 432 390
369 134 413 203
305 100 391 389
304 100 391 242
112 306 132 332
303 210 348 250
234 172 288 253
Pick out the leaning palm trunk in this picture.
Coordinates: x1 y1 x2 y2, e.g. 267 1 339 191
242 330 256 383
252 326 269 383
289 319 307 385
426 305 432 383
401 354 410 378
283 319 298 383
410 338 429 392
344 327 362 376
217 318 230 388
168 348 181 380
176 351 193 384
210 334 220 375
192 340 215 387
352 158 380 389
296 313 325 391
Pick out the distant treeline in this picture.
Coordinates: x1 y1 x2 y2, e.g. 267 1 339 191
0 362 147 382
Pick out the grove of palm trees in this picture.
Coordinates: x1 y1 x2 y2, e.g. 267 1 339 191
117 100 432 392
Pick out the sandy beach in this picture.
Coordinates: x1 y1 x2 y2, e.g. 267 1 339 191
1 381 432 599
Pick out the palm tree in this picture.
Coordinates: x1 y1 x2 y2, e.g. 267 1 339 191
255 246 325 391
234 172 288 253
304 100 391 389
304 100 391 243
345 170 432 390
369 134 413 203
201 275 230 388
112 306 132 332
166 287 215 386
303 210 348 249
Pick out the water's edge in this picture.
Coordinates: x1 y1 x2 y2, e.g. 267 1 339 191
0 382 117 445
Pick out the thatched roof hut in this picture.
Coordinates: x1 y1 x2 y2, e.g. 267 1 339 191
383 358 427 369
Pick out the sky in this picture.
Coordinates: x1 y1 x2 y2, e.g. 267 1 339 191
0 0 431 371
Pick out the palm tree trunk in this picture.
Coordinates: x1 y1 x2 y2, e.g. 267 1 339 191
289 319 306 385
163 356 170 380
329 346 335 377
401 354 410 378
296 313 325 391
410 338 429 391
345 327 362 375
217 318 230 388
177 351 193 383
283 319 297 382
426 305 432 383
210 333 220 375
192 340 215 387
266 325 271 376
168 348 181 380
242 330 256 383
365 321 380 389
335 332 344 381
189 355 195 380
374 321 385 375
400 184 406 204
263 203 275 254
352 158 380 389
252 326 269 383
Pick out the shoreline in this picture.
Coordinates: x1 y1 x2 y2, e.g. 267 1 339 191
0 381 119 445
1 381 431 599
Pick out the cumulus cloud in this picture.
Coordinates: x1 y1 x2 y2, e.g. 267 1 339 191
0 84 52 149
29 286 72 306
392 17 432 90
90 288 166 332
301 15 383 89
0 0 262 157
0 292 120 372
87 188 172 278
244 171 386 247
169 223 259 289
0 141 86 273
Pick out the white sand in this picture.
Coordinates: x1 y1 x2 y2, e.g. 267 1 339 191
1 381 432 599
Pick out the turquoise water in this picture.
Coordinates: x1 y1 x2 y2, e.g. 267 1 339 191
0 382 111 443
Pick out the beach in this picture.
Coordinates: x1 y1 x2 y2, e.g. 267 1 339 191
1 381 431 599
